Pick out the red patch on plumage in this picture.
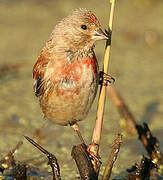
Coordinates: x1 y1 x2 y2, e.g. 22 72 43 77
82 58 97 75
53 57 97 97
89 13 98 24
57 57 97 82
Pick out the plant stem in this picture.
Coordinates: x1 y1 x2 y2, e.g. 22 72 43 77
102 134 122 180
91 0 116 151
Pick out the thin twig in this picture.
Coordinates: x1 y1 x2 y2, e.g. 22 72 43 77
91 0 116 148
89 0 116 172
102 134 122 180
24 136 61 180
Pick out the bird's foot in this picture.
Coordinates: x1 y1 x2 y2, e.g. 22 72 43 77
105 28 112 45
87 143 102 164
99 71 115 86
70 123 86 145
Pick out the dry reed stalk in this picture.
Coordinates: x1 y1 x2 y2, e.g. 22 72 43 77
88 0 117 172
91 0 116 150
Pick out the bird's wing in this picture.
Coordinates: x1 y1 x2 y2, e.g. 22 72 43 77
33 50 50 97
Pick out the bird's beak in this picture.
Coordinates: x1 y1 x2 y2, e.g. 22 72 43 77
92 28 108 40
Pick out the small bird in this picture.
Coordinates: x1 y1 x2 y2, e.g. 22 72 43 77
33 8 111 144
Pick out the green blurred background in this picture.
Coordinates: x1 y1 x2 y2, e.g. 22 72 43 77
0 0 163 179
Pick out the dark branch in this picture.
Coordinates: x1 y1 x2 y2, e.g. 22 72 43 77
24 136 61 180
71 143 98 180
126 156 157 180
136 123 163 170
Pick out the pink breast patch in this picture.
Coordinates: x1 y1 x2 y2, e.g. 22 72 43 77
82 57 97 75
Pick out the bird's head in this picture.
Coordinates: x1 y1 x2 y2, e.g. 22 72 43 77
52 8 108 50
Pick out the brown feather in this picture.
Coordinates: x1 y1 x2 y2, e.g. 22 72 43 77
33 48 52 97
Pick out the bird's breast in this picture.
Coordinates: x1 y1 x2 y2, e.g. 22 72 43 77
65 57 97 81
55 57 98 94
41 56 99 125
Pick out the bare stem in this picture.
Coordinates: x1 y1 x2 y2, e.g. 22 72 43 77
91 0 116 152
102 134 122 180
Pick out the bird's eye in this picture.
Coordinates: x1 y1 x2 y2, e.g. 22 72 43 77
81 25 87 30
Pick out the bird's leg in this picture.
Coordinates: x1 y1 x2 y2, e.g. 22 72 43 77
70 123 101 165
99 71 115 86
70 122 85 145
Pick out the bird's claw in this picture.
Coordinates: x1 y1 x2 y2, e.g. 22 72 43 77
105 28 112 45
87 144 102 164
99 71 115 86
105 28 112 39
88 151 102 164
